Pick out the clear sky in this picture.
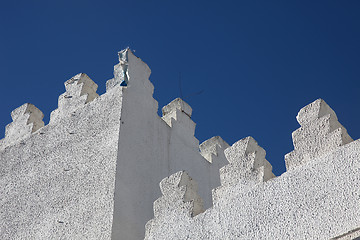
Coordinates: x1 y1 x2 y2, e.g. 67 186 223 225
1 0 359 175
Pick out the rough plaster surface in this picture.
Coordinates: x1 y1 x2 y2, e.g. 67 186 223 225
1 77 123 239
145 100 360 240
2 49 358 240
0 103 44 150
1 49 229 240
145 171 204 238
285 99 353 170
145 139 360 240
212 136 275 204
50 73 99 124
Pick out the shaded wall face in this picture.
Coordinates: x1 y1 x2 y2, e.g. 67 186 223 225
0 87 123 240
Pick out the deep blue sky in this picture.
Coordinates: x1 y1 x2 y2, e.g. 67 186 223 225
1 1 359 175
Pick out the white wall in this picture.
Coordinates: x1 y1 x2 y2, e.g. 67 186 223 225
144 99 360 240
110 50 228 240
0 50 229 240
145 140 360 239
0 79 123 239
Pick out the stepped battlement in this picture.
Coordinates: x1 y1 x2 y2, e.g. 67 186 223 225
50 73 99 123
199 136 229 163
212 136 275 203
285 99 353 170
0 49 225 167
145 98 359 239
0 103 44 150
1 49 358 240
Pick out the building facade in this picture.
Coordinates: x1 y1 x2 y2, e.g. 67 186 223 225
1 49 359 240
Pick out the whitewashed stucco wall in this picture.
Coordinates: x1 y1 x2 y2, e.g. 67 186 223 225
110 50 229 240
0 81 123 239
144 99 360 240
3 49 353 240
0 49 229 240
145 140 360 240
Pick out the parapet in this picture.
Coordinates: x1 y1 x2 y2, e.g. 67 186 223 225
145 171 204 238
50 73 99 123
0 103 44 149
161 98 197 140
155 171 203 217
212 136 275 203
162 98 192 118
285 99 353 170
200 136 230 163
0 49 156 151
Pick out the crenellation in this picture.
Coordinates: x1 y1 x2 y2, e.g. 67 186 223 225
145 171 204 238
285 99 353 171
223 136 274 181
199 136 229 163
2 49 360 240
160 98 200 150
0 103 44 149
126 48 153 91
296 98 337 126
161 98 196 134
156 171 204 217
50 73 99 123
65 73 99 103
162 98 192 118
212 136 275 203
